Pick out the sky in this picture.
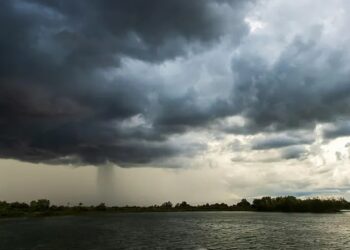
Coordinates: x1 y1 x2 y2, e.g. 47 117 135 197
1 0 350 205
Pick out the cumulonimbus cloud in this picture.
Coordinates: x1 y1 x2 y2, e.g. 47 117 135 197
0 0 252 166
2 0 350 167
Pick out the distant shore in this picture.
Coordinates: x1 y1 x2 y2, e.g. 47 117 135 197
1 196 349 218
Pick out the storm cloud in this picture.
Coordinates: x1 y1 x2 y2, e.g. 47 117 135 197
322 122 350 140
0 0 252 166
251 135 312 150
2 0 350 168
231 37 350 131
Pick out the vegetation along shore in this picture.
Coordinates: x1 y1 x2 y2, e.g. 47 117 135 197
1 196 349 218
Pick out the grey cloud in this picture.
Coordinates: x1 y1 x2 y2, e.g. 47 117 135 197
231 30 350 133
22 0 252 64
155 90 232 133
0 0 252 166
227 139 244 152
0 118 207 166
280 146 308 160
251 135 312 150
7 0 350 167
323 122 350 139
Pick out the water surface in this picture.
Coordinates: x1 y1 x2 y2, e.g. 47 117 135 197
1 211 350 249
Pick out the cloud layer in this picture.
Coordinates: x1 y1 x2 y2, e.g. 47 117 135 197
0 0 252 165
1 0 350 170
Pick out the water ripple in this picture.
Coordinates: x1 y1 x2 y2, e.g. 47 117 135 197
1 212 350 249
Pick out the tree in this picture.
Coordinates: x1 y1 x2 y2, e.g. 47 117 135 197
96 203 107 211
237 199 251 209
161 201 173 209
175 201 191 209
30 199 50 211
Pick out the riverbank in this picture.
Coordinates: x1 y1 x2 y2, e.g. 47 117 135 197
1 196 349 218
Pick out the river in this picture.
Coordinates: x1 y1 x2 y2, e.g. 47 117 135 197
1 211 350 249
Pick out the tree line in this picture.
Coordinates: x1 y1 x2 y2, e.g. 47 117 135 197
1 196 349 217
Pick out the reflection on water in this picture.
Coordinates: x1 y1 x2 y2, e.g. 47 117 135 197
1 211 350 249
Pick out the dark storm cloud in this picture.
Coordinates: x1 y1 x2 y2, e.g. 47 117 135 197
280 146 308 160
0 0 252 166
251 135 312 150
155 90 232 133
322 122 350 140
231 34 350 133
20 0 251 64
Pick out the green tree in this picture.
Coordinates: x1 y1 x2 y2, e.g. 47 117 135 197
237 199 251 209
30 199 50 211
161 201 173 209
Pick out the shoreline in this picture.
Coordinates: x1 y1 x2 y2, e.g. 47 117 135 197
0 208 344 219
1 196 348 218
